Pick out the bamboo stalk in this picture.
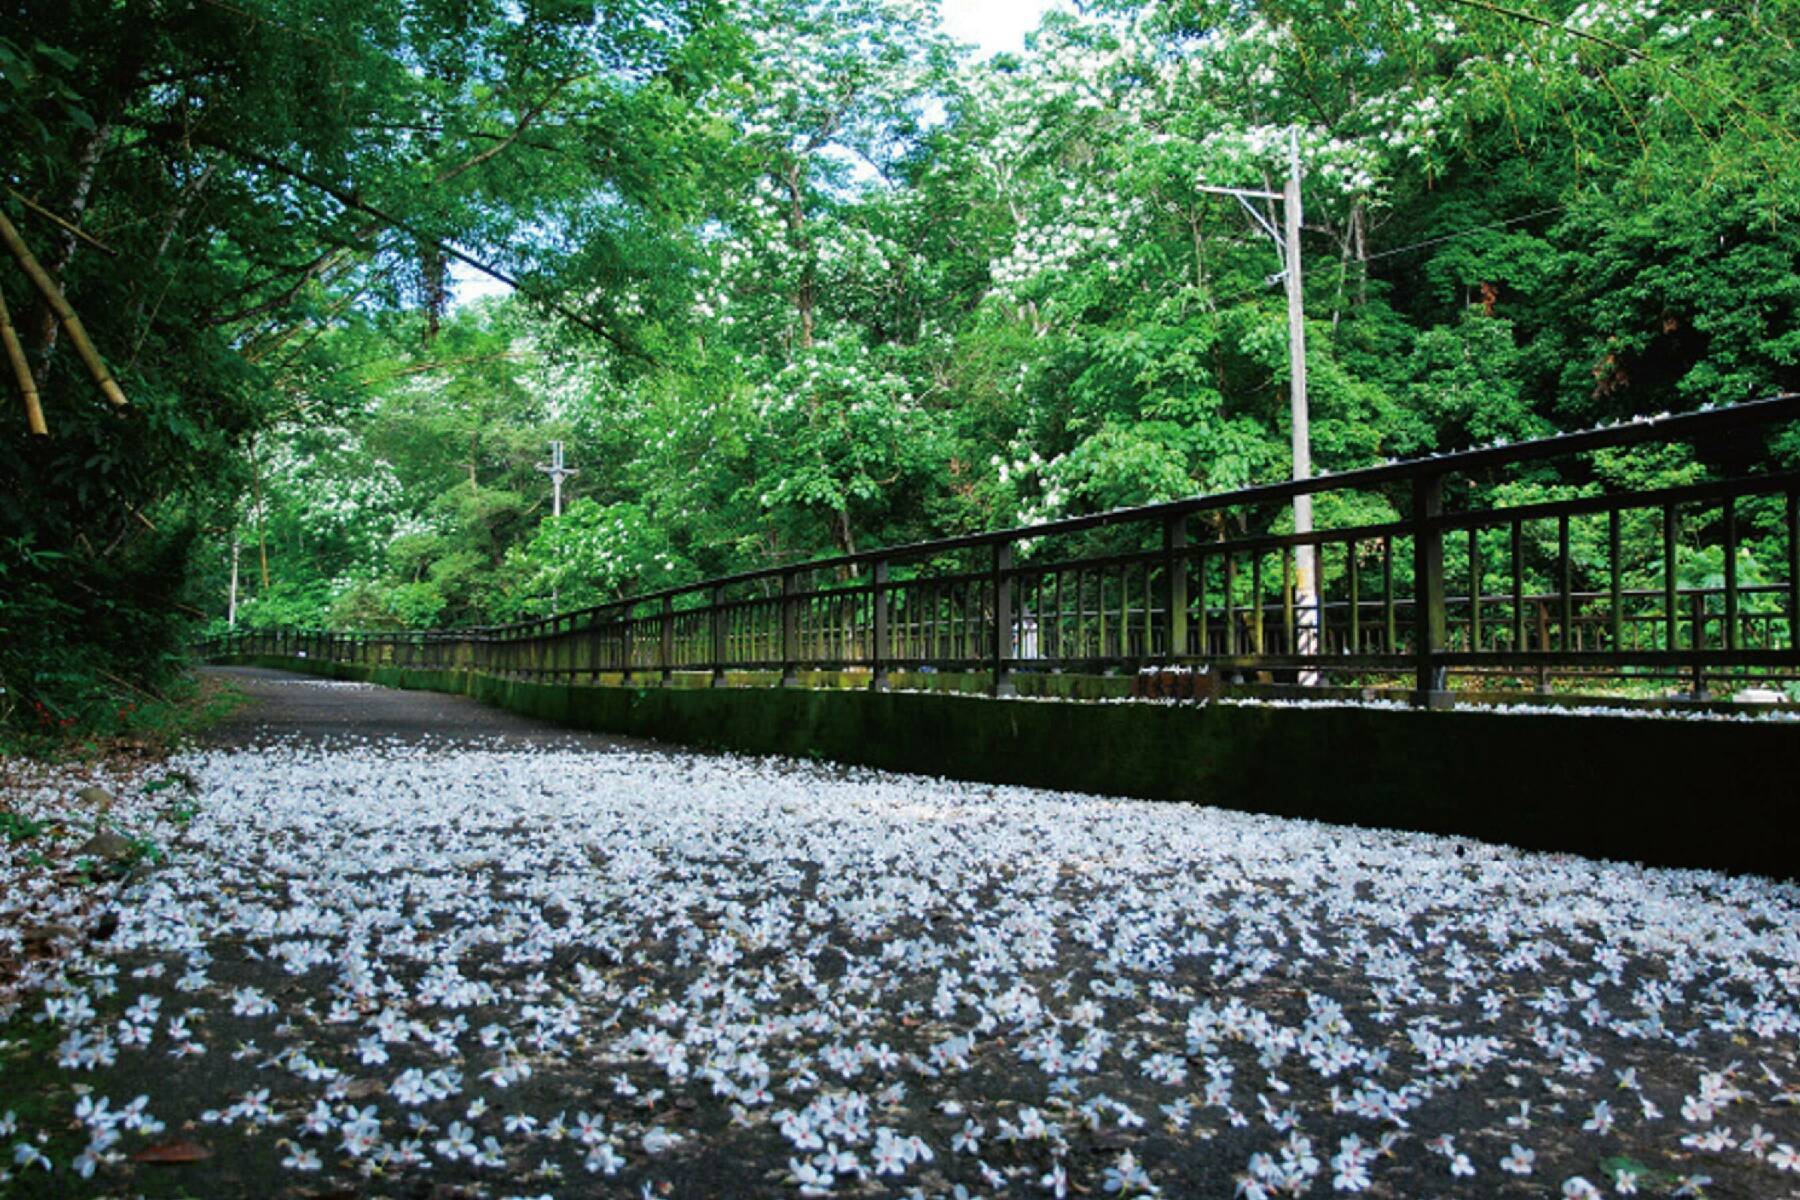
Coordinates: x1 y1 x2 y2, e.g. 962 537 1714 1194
0 287 48 434
0 209 129 407
4 188 117 256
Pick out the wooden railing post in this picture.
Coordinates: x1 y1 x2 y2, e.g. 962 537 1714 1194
710 586 728 687
1723 497 1739 651
1788 490 1800 652
1691 590 1709 698
1412 472 1449 706
1163 514 1188 658
660 595 675 684
870 559 891 691
780 571 800 687
991 539 1016 697
620 607 634 684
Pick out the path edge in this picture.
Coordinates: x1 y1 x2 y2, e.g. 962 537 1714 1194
209 656 1794 880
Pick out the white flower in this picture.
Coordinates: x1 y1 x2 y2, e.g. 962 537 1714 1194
1500 1144 1535 1175
585 1141 625 1174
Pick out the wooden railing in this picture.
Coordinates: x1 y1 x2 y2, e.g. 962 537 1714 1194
201 395 1800 704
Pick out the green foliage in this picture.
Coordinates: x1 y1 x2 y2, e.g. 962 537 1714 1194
6 0 1798 710
499 498 692 618
2 0 733 736
0 811 49 842
1406 314 1547 449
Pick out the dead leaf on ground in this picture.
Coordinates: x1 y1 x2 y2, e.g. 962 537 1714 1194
130 1140 212 1164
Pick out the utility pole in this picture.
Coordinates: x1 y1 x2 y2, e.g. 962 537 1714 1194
1281 130 1318 671
1198 127 1318 675
535 440 578 518
535 440 578 609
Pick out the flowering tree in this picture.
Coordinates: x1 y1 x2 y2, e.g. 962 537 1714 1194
70 0 1793 668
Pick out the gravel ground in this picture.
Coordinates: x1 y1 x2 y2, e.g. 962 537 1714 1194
2 669 1798 1199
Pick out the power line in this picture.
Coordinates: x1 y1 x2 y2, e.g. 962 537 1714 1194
1173 199 1569 309
1185 202 1568 310
1361 206 1565 264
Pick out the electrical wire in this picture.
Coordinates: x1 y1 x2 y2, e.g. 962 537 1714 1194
1360 206 1566 263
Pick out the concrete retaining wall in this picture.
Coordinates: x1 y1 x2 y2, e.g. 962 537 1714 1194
215 655 1795 880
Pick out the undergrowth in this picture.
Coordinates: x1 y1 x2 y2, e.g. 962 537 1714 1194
0 672 245 762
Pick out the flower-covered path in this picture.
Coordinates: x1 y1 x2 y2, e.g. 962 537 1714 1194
4 669 1798 1199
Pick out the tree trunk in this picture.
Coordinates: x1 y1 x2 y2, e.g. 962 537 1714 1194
31 120 111 387
422 238 450 343
130 158 216 354
248 437 272 591
781 161 815 350
832 507 856 557
228 535 240 628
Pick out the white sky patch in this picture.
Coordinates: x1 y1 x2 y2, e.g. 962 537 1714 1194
941 0 1064 57
450 258 514 306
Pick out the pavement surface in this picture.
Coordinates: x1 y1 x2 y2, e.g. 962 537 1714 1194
1 669 1797 1200
199 666 659 751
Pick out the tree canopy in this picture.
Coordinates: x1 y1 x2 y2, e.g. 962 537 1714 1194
2 0 1796 733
